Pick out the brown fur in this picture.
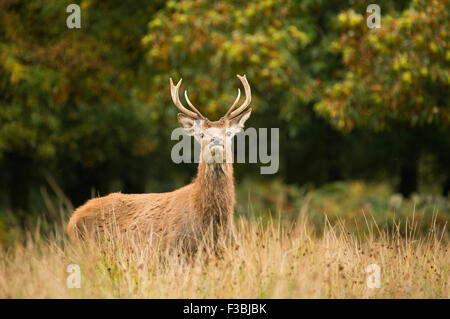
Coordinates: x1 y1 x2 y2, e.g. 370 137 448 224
68 74 252 251
67 123 237 250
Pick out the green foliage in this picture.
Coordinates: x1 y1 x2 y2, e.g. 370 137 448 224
0 1 168 207
141 0 313 122
316 0 450 131
0 0 160 165
0 0 448 210
236 179 450 235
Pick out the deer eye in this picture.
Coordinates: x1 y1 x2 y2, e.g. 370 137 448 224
199 133 204 138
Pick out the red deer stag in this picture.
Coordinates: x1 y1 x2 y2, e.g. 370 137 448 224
67 75 252 251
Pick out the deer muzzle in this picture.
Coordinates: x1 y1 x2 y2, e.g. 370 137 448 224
207 144 224 164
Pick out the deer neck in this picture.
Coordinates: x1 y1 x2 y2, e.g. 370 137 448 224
192 162 235 223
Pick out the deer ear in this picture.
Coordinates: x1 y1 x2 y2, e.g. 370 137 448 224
229 108 252 134
177 113 201 136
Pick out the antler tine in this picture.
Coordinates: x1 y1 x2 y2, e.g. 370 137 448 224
184 90 206 120
170 78 199 118
223 88 241 118
226 74 251 119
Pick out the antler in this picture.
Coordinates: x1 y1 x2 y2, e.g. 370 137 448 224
224 74 251 119
170 78 205 119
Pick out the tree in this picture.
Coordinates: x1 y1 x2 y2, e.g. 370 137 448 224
315 0 449 195
0 0 162 208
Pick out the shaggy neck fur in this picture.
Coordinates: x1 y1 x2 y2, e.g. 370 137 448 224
192 161 235 229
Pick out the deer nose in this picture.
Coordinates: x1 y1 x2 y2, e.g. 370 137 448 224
211 137 223 145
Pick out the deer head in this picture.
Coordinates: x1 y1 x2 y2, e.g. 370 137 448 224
170 75 252 166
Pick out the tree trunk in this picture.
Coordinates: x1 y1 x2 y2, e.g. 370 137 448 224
443 174 450 196
398 155 418 197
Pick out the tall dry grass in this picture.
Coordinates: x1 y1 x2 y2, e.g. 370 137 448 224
0 209 448 298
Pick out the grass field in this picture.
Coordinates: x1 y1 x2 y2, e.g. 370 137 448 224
0 213 448 298
0 181 448 298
